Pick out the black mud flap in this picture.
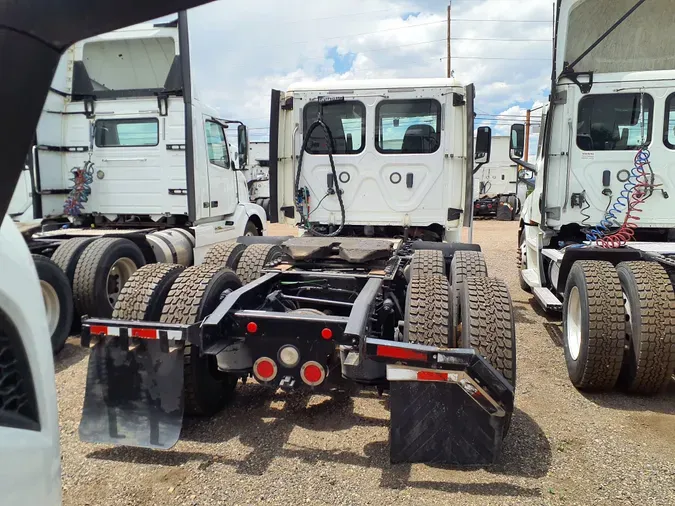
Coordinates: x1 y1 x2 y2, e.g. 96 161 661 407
389 382 506 466
79 339 184 449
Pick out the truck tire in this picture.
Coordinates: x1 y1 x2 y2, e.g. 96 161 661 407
236 244 285 284
51 237 96 285
403 274 450 347
450 251 488 346
507 195 519 221
615 261 675 394
113 264 185 321
51 237 98 333
244 220 260 236
161 265 242 416
458 276 516 387
410 249 445 279
562 261 624 391
33 254 74 354
73 238 146 319
517 230 531 293
202 241 247 270
496 200 513 221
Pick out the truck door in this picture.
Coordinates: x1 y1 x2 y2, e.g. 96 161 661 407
203 117 237 217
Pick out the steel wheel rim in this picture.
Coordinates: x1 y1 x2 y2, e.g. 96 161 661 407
40 280 60 337
520 240 527 270
107 257 137 306
566 286 582 361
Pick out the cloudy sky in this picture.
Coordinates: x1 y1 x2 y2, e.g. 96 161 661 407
182 0 554 149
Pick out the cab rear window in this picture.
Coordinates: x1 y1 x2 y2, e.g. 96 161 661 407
95 118 159 147
376 99 442 154
303 101 365 155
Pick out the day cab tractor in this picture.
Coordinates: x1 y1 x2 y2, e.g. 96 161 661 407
17 16 265 354
76 78 518 466
509 0 675 394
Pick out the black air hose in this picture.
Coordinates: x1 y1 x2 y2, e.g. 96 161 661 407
295 106 346 237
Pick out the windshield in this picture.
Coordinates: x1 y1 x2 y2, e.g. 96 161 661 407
565 0 675 73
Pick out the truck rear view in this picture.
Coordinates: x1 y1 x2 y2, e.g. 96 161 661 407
75 79 517 466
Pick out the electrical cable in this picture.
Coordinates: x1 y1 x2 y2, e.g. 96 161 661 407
63 160 94 217
295 102 346 237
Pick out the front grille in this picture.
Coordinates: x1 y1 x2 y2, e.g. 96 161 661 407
0 312 40 431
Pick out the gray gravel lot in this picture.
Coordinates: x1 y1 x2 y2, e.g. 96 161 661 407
56 220 675 505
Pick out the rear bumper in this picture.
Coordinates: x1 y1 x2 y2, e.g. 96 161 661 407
79 319 514 465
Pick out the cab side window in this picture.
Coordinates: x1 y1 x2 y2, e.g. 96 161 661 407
206 121 230 168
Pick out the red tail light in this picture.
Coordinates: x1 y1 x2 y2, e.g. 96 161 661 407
321 328 333 340
247 322 258 334
253 357 277 382
300 361 325 386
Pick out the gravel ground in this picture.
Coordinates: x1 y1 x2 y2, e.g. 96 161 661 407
57 220 675 506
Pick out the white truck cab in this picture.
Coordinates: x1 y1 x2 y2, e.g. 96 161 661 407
272 79 490 242
508 0 675 394
30 19 265 258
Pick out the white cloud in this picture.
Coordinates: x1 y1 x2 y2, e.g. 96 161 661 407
182 0 555 140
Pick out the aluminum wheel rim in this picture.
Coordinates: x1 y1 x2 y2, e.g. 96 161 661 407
566 286 582 361
107 257 137 306
40 280 60 337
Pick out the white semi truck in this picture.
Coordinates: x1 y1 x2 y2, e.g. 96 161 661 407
20 16 266 353
510 0 675 394
73 77 520 467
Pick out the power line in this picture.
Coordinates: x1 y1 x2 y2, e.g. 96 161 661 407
452 18 552 23
241 20 447 51
443 55 550 61
452 37 551 42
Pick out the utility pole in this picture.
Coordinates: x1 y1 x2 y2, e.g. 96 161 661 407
447 2 452 78
524 109 531 162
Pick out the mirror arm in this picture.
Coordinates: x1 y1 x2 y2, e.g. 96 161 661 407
473 162 487 175
509 155 537 174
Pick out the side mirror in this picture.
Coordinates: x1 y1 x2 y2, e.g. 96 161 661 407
510 124 525 159
237 124 249 168
475 126 492 165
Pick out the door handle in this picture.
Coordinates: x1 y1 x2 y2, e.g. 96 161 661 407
101 158 148 162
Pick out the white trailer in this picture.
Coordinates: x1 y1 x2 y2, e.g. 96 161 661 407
510 0 675 394
22 15 266 353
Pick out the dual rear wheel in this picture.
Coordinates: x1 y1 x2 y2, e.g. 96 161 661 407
563 260 675 394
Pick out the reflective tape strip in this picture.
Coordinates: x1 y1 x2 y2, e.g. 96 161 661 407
131 328 158 339
387 364 459 383
88 325 185 341
167 330 184 341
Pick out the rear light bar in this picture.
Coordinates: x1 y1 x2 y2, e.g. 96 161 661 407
80 317 197 350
